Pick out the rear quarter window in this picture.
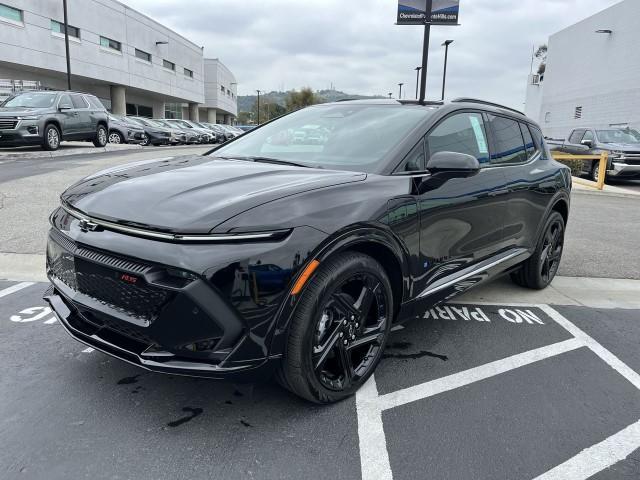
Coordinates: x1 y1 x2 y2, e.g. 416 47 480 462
487 114 528 165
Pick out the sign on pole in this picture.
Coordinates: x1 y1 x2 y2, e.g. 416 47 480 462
397 0 460 25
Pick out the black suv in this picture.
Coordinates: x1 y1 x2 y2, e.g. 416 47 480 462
45 98 571 403
0 90 109 151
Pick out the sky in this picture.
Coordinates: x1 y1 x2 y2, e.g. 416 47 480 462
127 0 622 109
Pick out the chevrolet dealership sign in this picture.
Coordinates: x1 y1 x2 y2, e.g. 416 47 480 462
397 0 460 25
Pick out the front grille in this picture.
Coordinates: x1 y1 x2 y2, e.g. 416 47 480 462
0 118 18 129
47 231 172 323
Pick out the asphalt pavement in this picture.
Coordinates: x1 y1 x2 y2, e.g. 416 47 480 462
1 149 639 480
0 281 638 480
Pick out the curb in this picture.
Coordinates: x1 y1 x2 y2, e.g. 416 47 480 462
0 143 143 159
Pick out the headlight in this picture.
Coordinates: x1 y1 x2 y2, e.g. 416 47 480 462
610 150 625 157
17 115 40 120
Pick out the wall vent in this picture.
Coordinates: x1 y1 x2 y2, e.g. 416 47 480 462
574 106 583 119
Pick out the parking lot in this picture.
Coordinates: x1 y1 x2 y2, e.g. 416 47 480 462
1 280 638 480
1 148 640 480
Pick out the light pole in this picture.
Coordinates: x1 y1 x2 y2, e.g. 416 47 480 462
441 40 454 101
398 83 404 100
414 67 422 99
388 93 393 99
62 0 72 90
256 89 261 124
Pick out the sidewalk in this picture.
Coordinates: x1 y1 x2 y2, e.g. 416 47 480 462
0 141 143 159
572 178 640 197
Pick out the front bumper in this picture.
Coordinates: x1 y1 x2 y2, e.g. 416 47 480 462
0 118 42 147
610 161 640 178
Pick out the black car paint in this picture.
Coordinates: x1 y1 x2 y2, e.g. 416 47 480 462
45 101 571 382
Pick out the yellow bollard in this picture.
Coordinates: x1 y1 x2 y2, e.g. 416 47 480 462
596 151 608 190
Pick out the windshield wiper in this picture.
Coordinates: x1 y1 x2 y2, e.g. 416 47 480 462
215 156 312 168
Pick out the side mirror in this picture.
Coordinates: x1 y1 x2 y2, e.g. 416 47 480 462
426 151 480 177
581 139 593 148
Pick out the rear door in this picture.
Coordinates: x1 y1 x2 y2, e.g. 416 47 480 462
412 111 509 298
69 94 93 135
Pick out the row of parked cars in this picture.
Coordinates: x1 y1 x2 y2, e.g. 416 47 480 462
0 89 244 151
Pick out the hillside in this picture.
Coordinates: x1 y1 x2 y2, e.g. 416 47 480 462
237 89 385 112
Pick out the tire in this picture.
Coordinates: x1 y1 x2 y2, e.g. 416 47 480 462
140 135 149 147
108 131 124 144
591 161 601 182
277 252 394 404
510 211 565 290
93 124 108 147
41 123 61 151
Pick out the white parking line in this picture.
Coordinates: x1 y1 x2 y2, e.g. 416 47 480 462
0 282 34 299
532 419 640 480
375 338 583 412
356 304 640 480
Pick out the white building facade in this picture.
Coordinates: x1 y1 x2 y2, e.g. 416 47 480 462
0 0 237 123
525 0 640 139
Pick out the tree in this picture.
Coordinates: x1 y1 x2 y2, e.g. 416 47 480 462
535 44 548 75
285 87 322 112
250 98 286 123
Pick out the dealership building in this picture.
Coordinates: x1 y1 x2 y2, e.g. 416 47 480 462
0 0 237 123
525 0 639 139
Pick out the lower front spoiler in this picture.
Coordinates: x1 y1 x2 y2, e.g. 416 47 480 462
45 289 279 382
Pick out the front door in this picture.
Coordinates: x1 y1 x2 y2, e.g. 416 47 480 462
57 94 82 138
414 111 508 299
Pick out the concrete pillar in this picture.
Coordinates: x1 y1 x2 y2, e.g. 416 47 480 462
207 108 217 123
152 100 164 119
224 114 232 125
110 85 126 115
188 103 199 122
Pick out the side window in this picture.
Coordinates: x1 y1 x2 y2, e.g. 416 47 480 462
395 140 425 173
87 96 105 110
58 94 72 109
425 112 490 165
520 123 538 160
487 114 527 165
70 94 88 109
582 130 595 143
569 129 585 144
529 126 548 160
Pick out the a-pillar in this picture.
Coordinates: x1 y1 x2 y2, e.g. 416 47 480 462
152 100 165 119
188 103 199 122
110 85 126 115
207 108 218 123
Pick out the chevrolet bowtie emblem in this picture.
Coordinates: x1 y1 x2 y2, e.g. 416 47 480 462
78 218 99 232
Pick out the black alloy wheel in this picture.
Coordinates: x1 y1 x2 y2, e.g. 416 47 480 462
278 252 393 403
93 124 108 147
511 211 565 290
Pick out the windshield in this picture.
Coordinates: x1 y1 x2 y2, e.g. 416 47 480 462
169 120 192 128
2 92 58 108
596 129 640 144
210 104 434 172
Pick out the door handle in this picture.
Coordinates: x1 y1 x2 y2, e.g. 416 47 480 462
488 189 509 197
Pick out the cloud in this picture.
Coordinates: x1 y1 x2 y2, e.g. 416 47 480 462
127 0 621 109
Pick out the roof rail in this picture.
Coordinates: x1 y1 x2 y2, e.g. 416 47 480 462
451 98 524 116
399 99 444 106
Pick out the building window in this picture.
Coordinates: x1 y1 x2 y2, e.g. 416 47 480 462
100 36 121 52
164 103 183 119
51 20 80 40
51 20 80 39
135 49 152 62
0 3 22 23
163 59 175 71
184 68 194 78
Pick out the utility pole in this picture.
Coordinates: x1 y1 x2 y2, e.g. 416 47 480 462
256 89 261 124
441 40 454 100
398 83 404 100
62 0 72 90
388 93 393 99
414 67 422 99
418 0 433 104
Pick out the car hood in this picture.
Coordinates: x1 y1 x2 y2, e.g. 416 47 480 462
61 155 366 233
0 107 49 116
601 142 640 151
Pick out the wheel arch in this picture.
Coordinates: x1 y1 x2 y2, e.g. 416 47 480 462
44 119 62 135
